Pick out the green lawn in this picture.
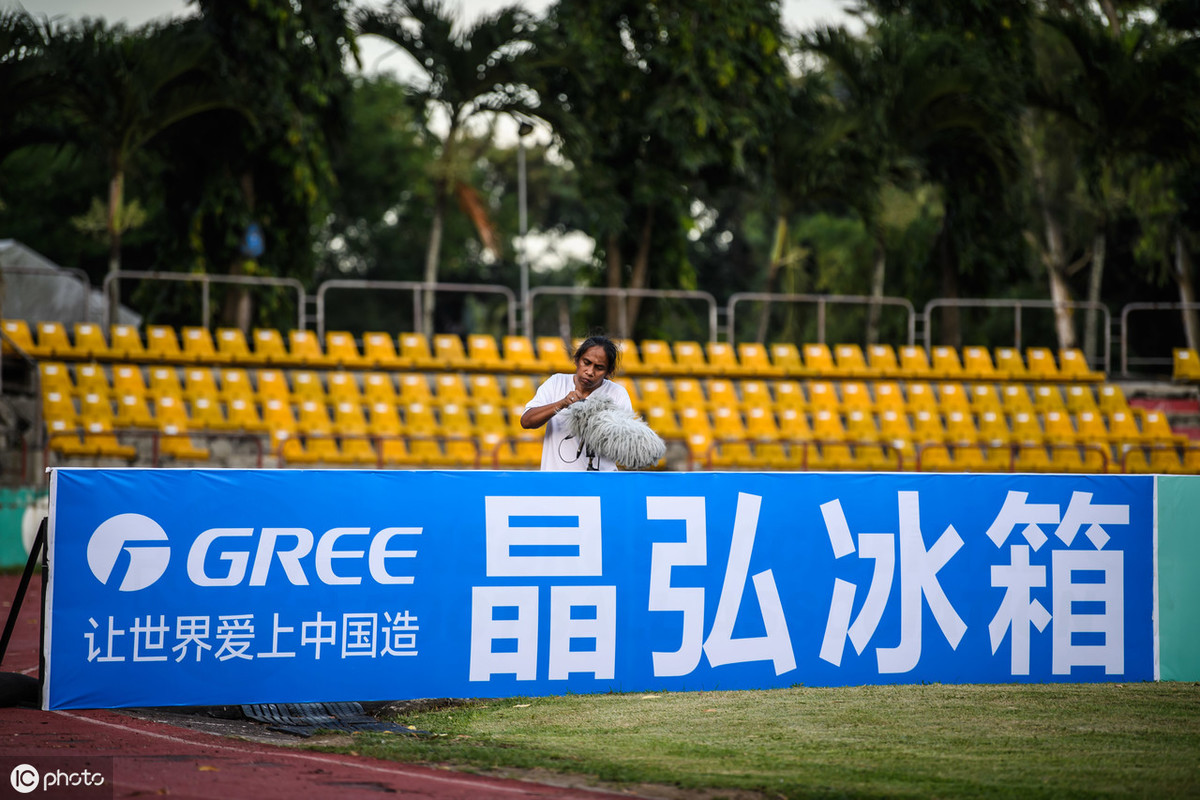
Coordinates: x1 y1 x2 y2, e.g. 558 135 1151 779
316 683 1200 799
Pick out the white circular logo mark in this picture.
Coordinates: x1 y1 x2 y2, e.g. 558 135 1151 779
87 513 171 591
10 764 38 793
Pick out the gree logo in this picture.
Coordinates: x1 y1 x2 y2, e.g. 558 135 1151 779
86 514 171 592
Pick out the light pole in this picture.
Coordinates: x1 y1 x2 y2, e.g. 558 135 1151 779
517 121 533 338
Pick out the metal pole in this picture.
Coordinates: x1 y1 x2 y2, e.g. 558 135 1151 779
517 122 532 338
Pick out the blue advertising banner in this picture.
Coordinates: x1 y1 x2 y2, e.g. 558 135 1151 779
44 469 1156 710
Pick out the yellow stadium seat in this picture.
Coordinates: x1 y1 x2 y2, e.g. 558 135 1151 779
189 395 227 431
734 379 772 410
146 325 183 362
81 417 139 461
993 347 1026 380
1059 348 1103 381
1135 408 1187 445
36 321 75 359
325 331 364 368
505 374 537 403
111 364 147 399
361 331 406 369
43 389 77 426
977 410 1011 447
326 370 362 403
332 400 376 464
705 341 742 376
181 369 222 407
672 341 708 374
1074 410 1108 446
638 377 673 410
38 361 74 396
225 397 266 433
290 370 325 403
866 344 900 378
744 405 787 466
968 383 1003 415
109 324 146 361
46 418 90 459
398 332 437 370
1097 383 1130 413
535 336 574 373
707 378 740 410
872 381 905 415
644 404 681 441
833 344 870 377
807 380 839 414
961 346 999 381
181 326 222 363
943 410 978 444
930 346 965 380
457 333 498 371
673 378 707 410
433 373 469 404
146 366 183 400
802 343 835 375
368 401 414 466
1174 348 1200 382
640 340 675 372
468 373 504 406
773 380 806 411
113 392 154 429
403 402 444 465
251 328 290 364
362 372 398 405
1032 384 1065 413
811 409 852 469
678 405 711 436
1064 384 1098 414
1009 411 1044 446
256 368 290 404
216 327 254 364
839 381 872 413
937 382 971 415
289 329 330 367
2 319 39 357
709 405 752 467
736 342 780 377
73 322 111 360
396 371 434 402
501 335 539 371
1013 442 1051 472
261 398 303 463
1000 383 1034 415
898 345 933 378
614 338 643 375
911 409 945 445
218 368 255 402
1042 409 1076 445
613 377 640 410
74 363 111 398
769 343 804 376
905 382 938 415
1024 347 1059 380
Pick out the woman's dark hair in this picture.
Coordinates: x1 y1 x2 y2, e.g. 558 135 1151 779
573 334 620 376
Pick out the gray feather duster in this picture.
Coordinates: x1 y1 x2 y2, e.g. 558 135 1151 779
560 396 666 469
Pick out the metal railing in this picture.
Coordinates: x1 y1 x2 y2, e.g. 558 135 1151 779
103 271 307 330
922 298 1112 374
526 287 719 341
1119 302 1200 377
727 292 917 346
315 280 517 339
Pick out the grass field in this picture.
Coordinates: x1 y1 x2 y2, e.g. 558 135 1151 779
316 683 1200 799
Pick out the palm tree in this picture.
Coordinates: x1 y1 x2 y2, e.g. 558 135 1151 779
806 20 1015 344
46 18 236 285
354 0 539 339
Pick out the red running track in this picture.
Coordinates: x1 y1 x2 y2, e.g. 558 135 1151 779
0 574 631 799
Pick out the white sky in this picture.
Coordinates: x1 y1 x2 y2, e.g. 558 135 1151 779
5 0 855 78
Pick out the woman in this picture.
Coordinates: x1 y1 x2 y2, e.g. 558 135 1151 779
521 335 634 471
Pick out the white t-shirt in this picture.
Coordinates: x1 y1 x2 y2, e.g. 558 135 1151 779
525 373 634 471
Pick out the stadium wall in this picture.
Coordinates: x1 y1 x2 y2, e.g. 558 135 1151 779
38 468 1199 710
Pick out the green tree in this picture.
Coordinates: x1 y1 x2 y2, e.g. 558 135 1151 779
171 0 354 329
354 0 540 339
537 0 792 338
45 17 232 288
